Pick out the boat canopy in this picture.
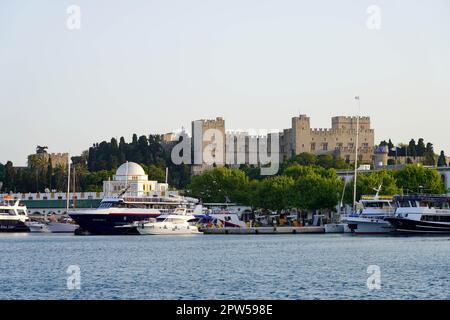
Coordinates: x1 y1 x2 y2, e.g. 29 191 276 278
393 195 450 203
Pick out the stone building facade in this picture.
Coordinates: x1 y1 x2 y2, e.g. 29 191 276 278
27 152 69 169
191 117 226 175
280 114 375 164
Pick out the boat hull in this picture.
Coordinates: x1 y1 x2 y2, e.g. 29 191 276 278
136 223 202 235
343 218 394 234
0 220 30 232
386 217 450 234
69 213 159 235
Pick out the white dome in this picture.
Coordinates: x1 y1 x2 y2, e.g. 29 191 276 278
116 162 146 177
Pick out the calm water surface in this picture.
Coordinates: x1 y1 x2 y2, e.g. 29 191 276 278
1 233 449 300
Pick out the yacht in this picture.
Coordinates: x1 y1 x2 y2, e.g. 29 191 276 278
202 207 248 228
0 198 30 232
385 195 450 234
341 195 396 234
28 216 79 233
133 207 202 235
69 162 199 235
69 195 192 235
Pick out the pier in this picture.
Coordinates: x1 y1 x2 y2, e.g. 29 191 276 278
202 226 325 235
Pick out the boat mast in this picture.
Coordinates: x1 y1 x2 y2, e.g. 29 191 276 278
353 96 361 212
73 164 76 209
66 154 71 214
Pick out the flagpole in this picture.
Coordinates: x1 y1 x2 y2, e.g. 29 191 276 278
353 96 361 212
66 154 71 214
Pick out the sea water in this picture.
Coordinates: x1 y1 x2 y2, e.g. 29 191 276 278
1 233 449 300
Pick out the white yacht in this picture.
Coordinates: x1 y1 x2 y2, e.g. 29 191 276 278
28 217 79 233
341 195 395 234
0 198 30 232
69 162 199 235
134 207 202 235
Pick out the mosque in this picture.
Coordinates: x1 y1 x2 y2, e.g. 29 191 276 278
103 162 169 197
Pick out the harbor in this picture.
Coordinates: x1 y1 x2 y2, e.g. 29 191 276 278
2 161 450 237
2 233 450 300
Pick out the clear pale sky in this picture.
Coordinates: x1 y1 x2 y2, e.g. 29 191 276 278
1 0 449 165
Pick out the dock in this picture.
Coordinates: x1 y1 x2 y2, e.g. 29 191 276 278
201 226 325 235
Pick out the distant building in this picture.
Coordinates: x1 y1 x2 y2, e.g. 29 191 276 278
280 115 375 164
191 117 226 175
103 162 169 197
226 131 271 169
27 149 69 169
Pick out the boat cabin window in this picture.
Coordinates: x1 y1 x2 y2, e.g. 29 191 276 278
364 202 390 208
0 209 16 216
419 201 429 208
99 202 113 208
421 215 450 222
398 201 411 208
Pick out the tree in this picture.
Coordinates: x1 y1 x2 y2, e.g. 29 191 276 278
395 164 445 194
317 154 334 169
292 173 342 211
344 170 400 204
408 139 417 159
253 176 294 211
437 151 447 167
147 164 166 182
188 167 250 204
286 153 317 166
387 139 395 156
417 138 426 157
46 157 53 190
3 161 16 192
423 143 436 166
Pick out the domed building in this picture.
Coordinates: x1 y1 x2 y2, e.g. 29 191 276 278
103 162 169 197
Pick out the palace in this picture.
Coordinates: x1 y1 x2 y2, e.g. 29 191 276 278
280 115 375 164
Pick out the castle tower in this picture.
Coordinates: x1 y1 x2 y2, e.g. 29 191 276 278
191 117 226 175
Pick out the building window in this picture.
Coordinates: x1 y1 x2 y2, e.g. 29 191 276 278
345 155 350 163
348 143 354 149
311 143 316 151
362 143 369 149
322 143 328 151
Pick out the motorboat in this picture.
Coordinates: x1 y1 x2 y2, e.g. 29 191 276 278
133 207 202 235
385 195 450 234
0 198 30 232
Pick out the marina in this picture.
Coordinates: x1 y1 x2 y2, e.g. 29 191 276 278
2 161 450 237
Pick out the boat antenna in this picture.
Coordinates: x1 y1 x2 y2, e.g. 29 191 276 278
165 167 169 184
373 184 383 199
66 154 71 214
340 172 349 211
353 96 361 212
125 161 129 189
118 185 131 197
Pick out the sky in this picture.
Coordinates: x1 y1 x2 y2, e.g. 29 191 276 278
1 0 449 166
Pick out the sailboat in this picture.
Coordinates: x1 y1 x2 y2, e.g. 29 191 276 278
325 96 362 234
